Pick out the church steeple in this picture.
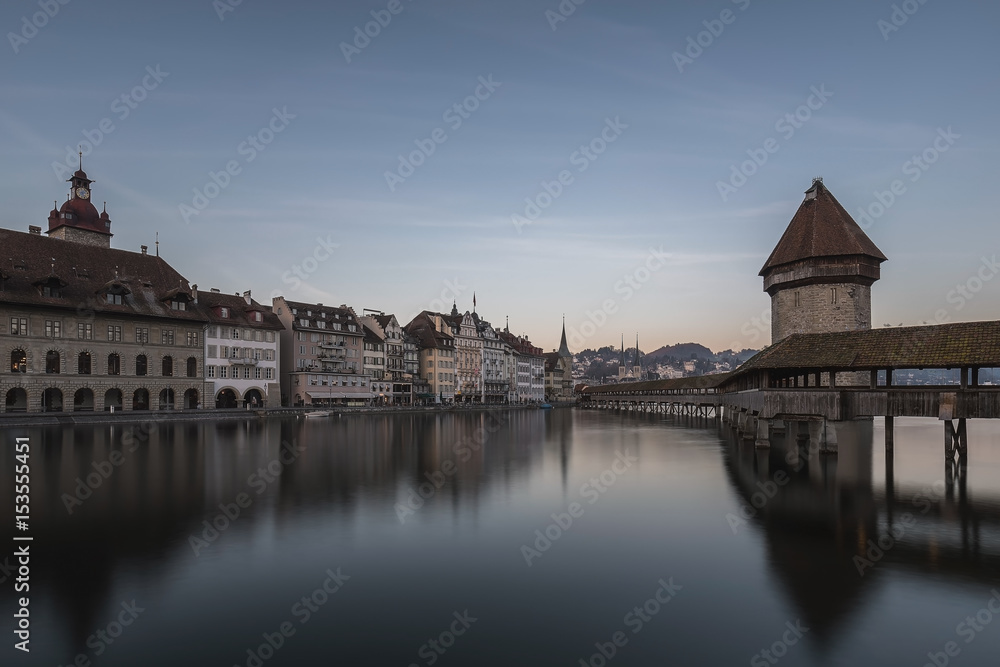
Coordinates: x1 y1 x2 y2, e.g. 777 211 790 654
557 315 571 357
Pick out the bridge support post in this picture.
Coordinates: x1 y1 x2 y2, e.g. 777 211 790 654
822 420 838 454
885 416 894 451
743 415 757 441
955 418 968 461
943 419 969 461
755 418 771 449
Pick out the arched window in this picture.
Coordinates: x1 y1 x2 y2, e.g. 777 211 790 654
45 350 60 374
107 353 120 375
162 355 173 377
10 349 26 373
78 351 91 374
186 357 197 378
136 354 148 376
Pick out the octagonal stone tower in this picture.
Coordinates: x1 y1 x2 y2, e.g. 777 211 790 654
761 178 887 344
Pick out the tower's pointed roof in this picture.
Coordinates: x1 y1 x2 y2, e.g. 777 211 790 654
760 179 886 276
558 316 571 356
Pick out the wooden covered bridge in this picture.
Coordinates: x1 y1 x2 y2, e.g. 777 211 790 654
580 320 1000 461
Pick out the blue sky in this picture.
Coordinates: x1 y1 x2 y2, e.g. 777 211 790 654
1 0 997 353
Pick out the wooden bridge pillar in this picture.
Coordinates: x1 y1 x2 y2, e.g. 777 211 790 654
885 415 894 451
755 418 771 449
944 418 968 461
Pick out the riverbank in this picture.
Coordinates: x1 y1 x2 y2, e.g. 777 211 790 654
0 402 577 428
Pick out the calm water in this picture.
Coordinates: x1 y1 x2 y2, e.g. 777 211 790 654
2 410 1000 666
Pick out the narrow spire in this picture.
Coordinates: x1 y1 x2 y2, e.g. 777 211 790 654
78 147 82 171
558 315 570 356
155 232 159 257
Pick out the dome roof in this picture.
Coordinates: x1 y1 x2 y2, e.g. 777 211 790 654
49 196 110 235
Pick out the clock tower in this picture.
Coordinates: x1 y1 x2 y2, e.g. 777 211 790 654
46 157 113 248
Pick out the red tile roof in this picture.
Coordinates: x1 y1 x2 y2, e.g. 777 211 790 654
760 180 886 275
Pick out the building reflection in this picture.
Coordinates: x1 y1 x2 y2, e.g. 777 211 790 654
719 421 1000 644
0 411 547 654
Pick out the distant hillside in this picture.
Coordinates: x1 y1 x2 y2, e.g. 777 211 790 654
644 342 714 362
573 343 759 381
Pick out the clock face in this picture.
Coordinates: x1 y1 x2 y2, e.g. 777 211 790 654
76 187 90 199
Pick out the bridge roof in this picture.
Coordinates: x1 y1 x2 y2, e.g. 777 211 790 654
733 320 1000 374
760 180 886 275
581 373 730 394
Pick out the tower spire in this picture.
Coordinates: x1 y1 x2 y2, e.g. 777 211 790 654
557 315 570 356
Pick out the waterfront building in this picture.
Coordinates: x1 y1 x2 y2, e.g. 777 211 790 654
1 166 207 412
498 328 545 403
761 178 886 344
446 304 483 403
544 319 575 401
272 298 368 406
360 321 389 404
472 313 509 404
201 289 282 408
403 311 455 403
365 313 412 405
402 331 427 403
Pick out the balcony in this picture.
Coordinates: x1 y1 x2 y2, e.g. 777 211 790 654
229 358 259 366
319 342 345 349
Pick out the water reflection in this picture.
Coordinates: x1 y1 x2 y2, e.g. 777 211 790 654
2 410 1000 665
718 419 1000 644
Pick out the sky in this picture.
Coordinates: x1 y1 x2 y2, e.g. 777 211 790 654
1 0 997 354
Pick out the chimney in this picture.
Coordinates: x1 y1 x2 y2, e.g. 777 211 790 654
243 290 251 305
192 284 198 304
28 226 41 235
141 245 148 255
210 288 221 293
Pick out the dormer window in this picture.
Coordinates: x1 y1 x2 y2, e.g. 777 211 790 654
36 276 66 298
107 293 123 305
252 311 262 322
171 300 186 311
220 307 229 318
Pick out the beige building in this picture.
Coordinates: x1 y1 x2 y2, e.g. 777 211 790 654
272 298 369 406
404 311 455 403
1 167 208 412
